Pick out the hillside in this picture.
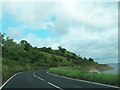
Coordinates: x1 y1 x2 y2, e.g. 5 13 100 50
0 33 112 82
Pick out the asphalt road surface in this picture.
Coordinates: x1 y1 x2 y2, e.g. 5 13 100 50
1 70 119 89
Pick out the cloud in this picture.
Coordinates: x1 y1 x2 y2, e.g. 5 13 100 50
3 2 117 33
60 25 118 62
1 0 119 3
3 2 58 30
7 27 23 39
2 1 118 63
19 25 117 63
20 33 60 49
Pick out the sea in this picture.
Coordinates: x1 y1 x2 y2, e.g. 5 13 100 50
102 63 120 74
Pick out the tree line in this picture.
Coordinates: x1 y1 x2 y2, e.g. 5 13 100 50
0 32 96 68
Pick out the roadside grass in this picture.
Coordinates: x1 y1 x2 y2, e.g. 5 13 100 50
2 58 40 83
48 67 119 86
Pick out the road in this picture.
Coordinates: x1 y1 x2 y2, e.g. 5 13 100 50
1 70 119 89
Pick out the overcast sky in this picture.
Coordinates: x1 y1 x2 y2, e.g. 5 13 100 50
1 0 119 64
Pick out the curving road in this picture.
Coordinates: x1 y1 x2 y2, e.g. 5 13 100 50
1 70 119 90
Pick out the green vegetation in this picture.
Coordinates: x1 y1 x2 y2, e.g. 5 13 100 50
0 32 113 84
2 58 38 82
48 67 119 86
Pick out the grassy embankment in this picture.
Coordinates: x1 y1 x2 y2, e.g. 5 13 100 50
2 51 74 83
48 67 119 86
2 58 40 83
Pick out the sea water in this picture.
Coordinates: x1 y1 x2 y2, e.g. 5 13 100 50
102 63 120 74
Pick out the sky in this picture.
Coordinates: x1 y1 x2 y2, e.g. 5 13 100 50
1 0 119 64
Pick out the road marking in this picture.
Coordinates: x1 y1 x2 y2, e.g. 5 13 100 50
33 71 63 89
0 72 22 90
37 77 44 81
33 72 44 81
33 73 37 77
48 82 63 90
47 72 119 89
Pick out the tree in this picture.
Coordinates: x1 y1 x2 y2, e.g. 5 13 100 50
58 46 66 53
72 53 76 56
20 40 31 51
41 47 47 52
88 58 94 62
84 57 88 60
2 37 25 60
47 47 52 53
58 46 62 50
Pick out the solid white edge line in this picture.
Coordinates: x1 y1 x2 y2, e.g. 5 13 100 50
48 82 63 90
0 72 22 90
47 72 119 89
33 72 44 81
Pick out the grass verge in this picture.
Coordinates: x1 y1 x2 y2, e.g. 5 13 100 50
48 67 119 87
2 58 46 83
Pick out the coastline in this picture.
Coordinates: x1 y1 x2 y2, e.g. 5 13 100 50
101 63 119 74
